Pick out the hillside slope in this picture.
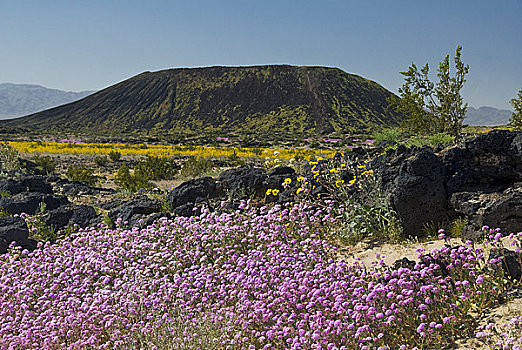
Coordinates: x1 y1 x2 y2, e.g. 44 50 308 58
0 83 94 119
1 65 402 135
465 106 512 126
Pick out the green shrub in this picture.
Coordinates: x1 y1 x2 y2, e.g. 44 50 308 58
66 165 98 186
33 154 56 174
334 172 402 244
0 142 20 171
373 127 403 145
94 155 109 166
294 158 402 244
113 162 152 192
426 133 455 147
25 215 59 243
136 156 176 180
179 156 213 179
449 217 468 238
108 150 122 162
406 133 455 148
0 190 9 198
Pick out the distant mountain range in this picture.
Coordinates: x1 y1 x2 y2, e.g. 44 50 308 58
0 83 94 119
465 106 513 126
0 65 403 136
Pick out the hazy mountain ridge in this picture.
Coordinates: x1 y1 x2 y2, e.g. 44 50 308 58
0 65 403 136
465 106 513 126
0 83 94 119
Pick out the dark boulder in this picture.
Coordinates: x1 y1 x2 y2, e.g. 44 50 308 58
0 192 69 215
0 175 53 196
267 166 295 177
442 130 521 194
174 203 202 217
166 176 223 209
263 167 298 204
138 212 171 227
42 205 99 231
509 132 522 172
18 158 47 175
218 167 266 199
380 149 449 238
392 257 416 270
0 179 25 196
108 195 162 227
55 178 116 197
20 175 53 194
451 188 522 240
489 248 522 283
0 216 36 254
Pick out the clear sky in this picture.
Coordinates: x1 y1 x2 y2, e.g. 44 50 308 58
1 0 521 110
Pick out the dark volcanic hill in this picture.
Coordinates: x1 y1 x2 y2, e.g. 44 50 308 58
1 65 403 135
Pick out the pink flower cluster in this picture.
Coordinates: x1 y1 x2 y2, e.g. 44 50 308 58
0 204 516 349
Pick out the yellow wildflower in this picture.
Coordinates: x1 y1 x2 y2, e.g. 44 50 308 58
340 163 346 168
349 176 356 185
357 165 366 169
361 170 374 176
297 176 304 182
272 189 280 195
296 188 303 194
283 178 292 185
335 180 344 188
329 168 339 173
266 189 272 196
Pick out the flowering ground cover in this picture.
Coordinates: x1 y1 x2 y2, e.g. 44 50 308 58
7 141 337 162
0 202 521 349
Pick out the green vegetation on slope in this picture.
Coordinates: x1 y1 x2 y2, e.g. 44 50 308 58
0 65 403 137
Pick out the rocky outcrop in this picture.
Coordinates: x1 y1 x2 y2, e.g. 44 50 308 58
42 205 99 231
489 248 522 282
217 167 267 199
372 130 522 240
107 195 165 227
0 216 36 254
0 192 69 215
165 176 224 215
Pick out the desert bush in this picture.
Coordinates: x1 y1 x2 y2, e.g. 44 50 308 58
292 157 403 243
32 154 56 174
179 156 213 179
0 142 20 171
405 133 455 148
389 46 469 141
93 155 108 166
65 165 98 186
108 150 122 162
113 162 152 192
509 87 522 130
23 213 58 243
373 127 404 145
135 156 176 181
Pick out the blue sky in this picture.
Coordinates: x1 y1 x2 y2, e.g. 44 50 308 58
1 0 521 110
